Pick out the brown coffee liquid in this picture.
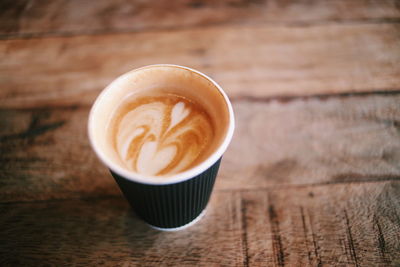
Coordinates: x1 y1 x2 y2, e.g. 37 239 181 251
108 93 214 176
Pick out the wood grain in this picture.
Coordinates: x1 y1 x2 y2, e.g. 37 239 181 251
0 192 245 266
1 93 399 202
1 23 399 109
219 93 400 190
241 181 400 266
1 182 398 266
1 1 399 265
1 0 399 38
0 107 119 202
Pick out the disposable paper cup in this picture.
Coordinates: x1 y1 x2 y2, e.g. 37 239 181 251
88 65 234 230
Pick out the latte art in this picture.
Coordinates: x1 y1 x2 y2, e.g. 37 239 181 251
110 95 214 176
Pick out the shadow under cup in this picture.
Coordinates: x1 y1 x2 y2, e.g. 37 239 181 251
88 65 235 230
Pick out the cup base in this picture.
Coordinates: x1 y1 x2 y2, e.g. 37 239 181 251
147 209 207 231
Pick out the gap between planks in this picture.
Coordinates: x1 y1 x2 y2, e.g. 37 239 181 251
2 89 400 111
1 17 400 40
1 179 398 206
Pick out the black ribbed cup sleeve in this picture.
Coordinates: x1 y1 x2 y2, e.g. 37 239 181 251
111 158 221 229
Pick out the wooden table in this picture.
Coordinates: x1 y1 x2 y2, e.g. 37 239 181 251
1 1 400 266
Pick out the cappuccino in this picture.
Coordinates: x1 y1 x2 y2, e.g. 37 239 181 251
108 93 214 176
89 65 232 182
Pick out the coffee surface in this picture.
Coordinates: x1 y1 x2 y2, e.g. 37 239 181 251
109 93 214 176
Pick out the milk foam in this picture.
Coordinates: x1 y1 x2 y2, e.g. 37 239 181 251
113 96 213 176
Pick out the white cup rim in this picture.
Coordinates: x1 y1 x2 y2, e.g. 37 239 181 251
88 64 235 185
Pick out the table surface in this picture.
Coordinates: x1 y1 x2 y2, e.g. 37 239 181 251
1 1 400 266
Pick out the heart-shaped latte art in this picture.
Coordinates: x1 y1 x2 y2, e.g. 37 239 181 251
136 141 177 175
169 101 190 131
112 95 214 176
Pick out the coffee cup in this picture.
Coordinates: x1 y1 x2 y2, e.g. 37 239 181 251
88 64 234 230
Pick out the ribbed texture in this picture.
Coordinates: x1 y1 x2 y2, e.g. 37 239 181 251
111 158 221 228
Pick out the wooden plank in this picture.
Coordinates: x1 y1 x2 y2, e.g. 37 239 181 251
0 107 119 202
1 182 399 266
242 181 400 266
0 191 245 266
1 94 400 202
0 0 399 38
1 23 399 109
218 93 400 190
